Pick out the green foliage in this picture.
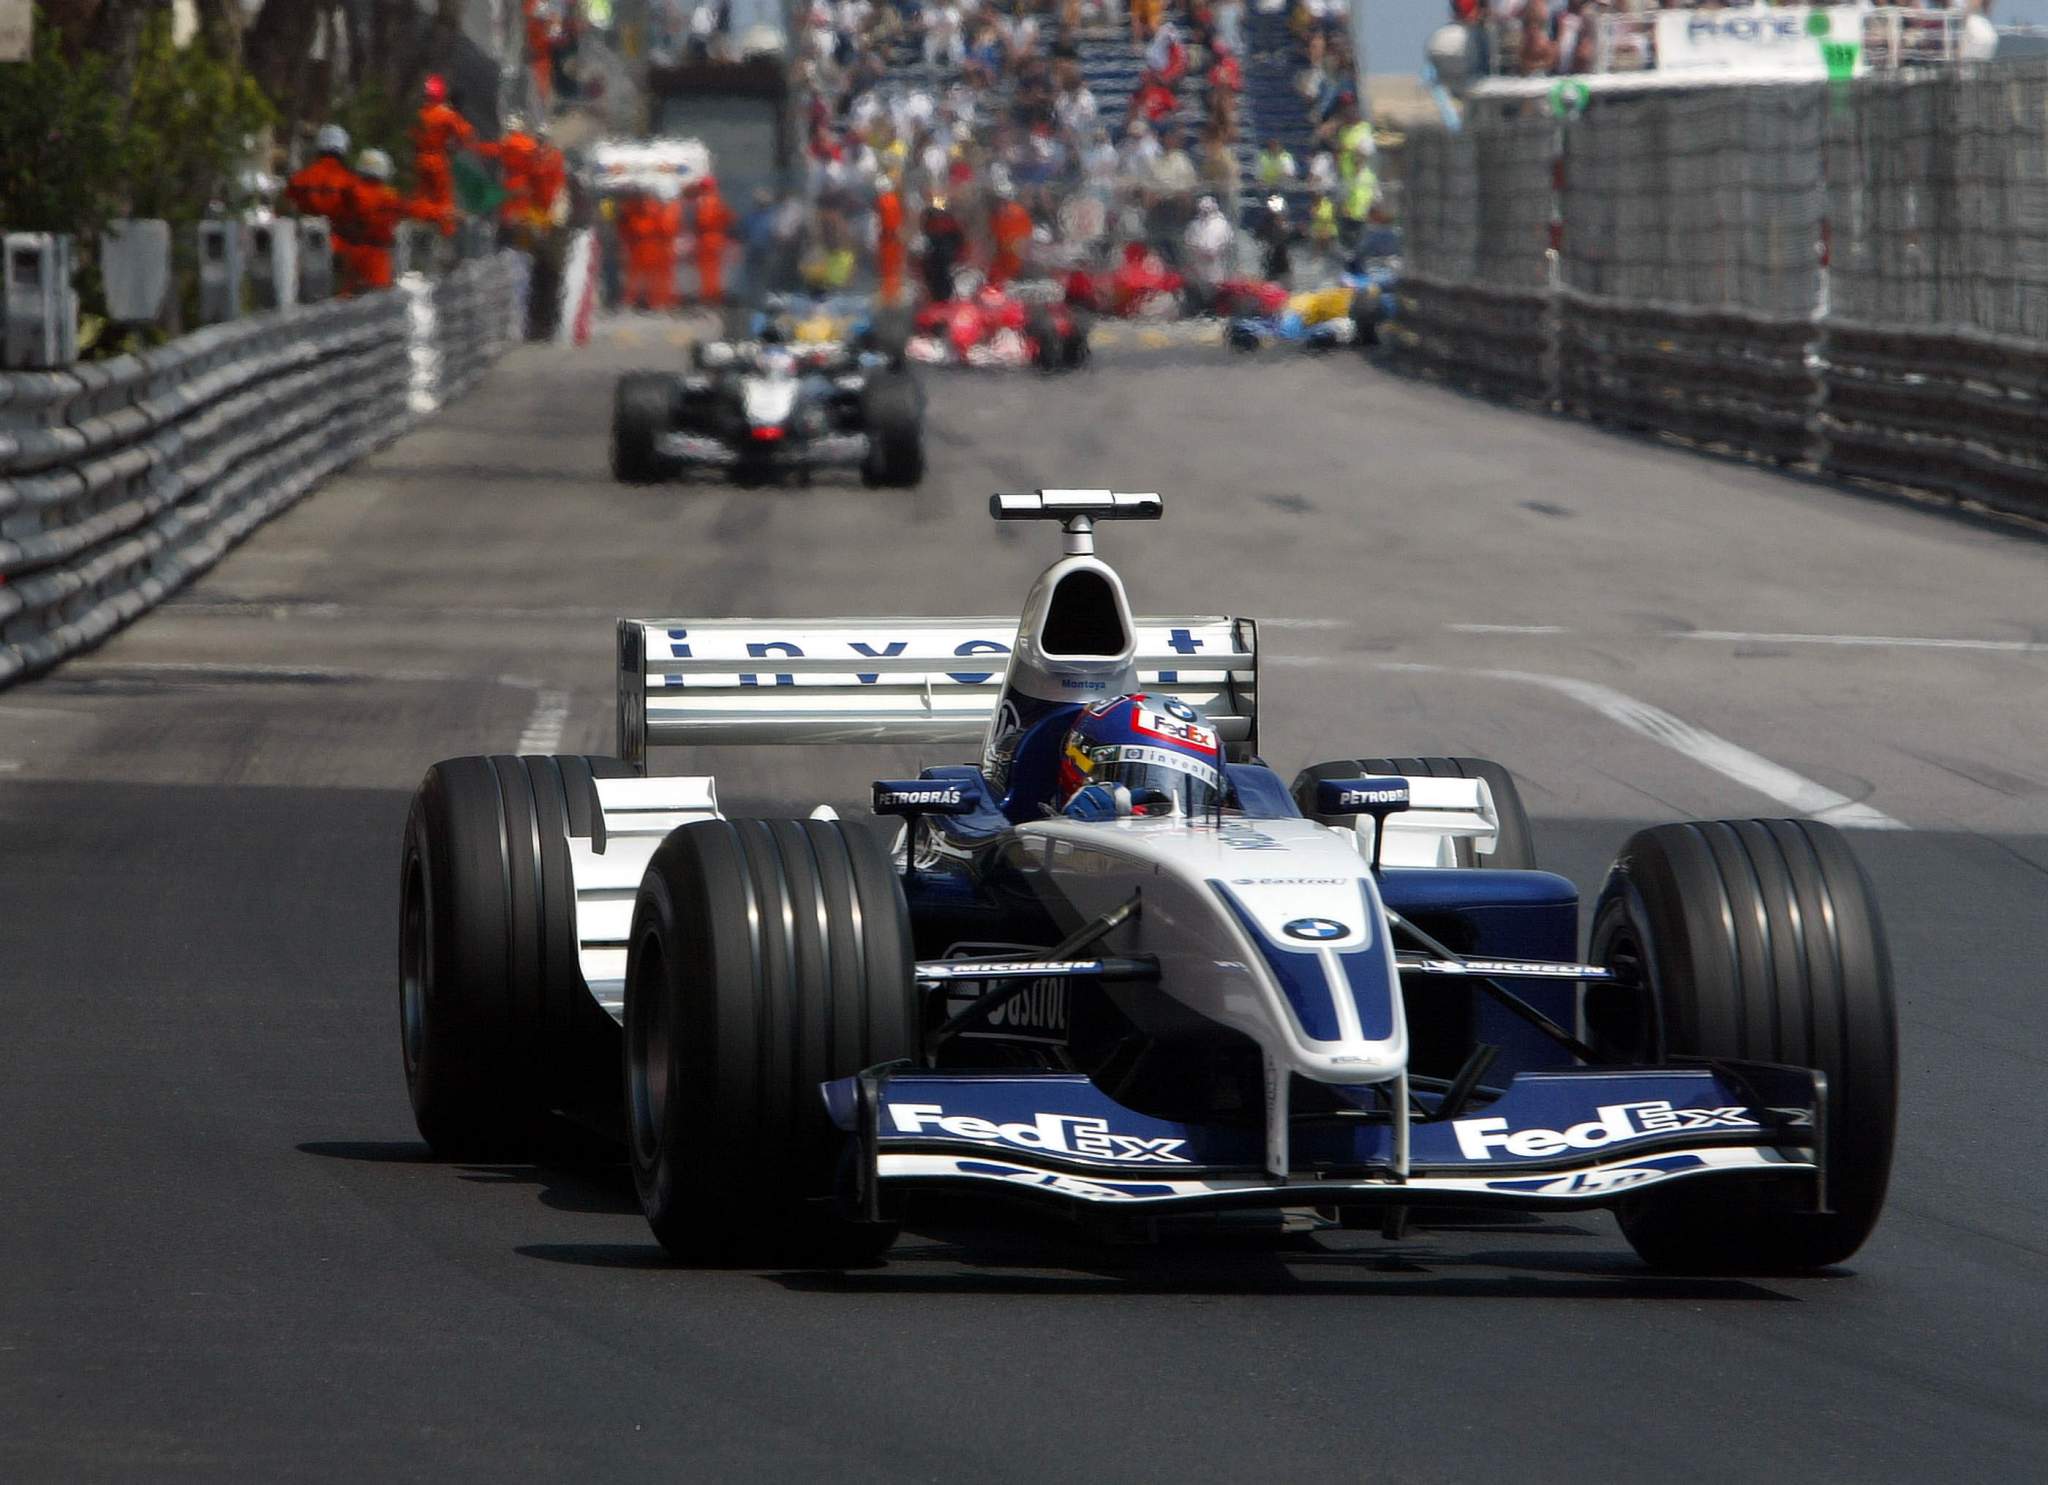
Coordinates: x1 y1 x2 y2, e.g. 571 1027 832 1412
0 17 128 235
122 13 277 225
330 80 415 186
0 11 274 234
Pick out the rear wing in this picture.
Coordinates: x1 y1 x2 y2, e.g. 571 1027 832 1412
617 616 1258 765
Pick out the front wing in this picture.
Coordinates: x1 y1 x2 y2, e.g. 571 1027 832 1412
825 1063 1823 1213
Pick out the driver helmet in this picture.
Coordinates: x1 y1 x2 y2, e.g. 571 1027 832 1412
316 124 351 157
1057 694 1226 818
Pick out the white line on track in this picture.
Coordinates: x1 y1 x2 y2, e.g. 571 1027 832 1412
517 689 572 754
1440 622 2047 655
1681 629 2048 654
0 761 20 773
1378 662 1907 830
56 659 550 689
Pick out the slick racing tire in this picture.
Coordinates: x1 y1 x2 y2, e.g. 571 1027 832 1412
1587 820 1898 1274
1026 308 1088 372
1350 288 1380 349
1061 319 1091 370
611 372 674 484
860 372 925 488
1291 756 1536 869
626 818 919 1265
400 754 639 1160
863 306 913 366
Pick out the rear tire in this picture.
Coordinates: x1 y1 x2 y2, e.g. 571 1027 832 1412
400 754 638 1159
865 306 912 364
611 372 674 484
860 371 924 487
1587 819 1897 1273
1062 320 1090 370
1350 288 1380 349
626 818 919 1265
1291 755 1536 869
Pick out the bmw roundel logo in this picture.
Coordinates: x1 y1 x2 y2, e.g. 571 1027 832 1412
1284 918 1348 941
1163 696 1197 721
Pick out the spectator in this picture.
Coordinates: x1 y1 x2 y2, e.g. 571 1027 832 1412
1207 40 1243 135
1182 194 1234 293
1147 126 1199 257
1306 146 1338 195
920 193 968 300
1199 126 1240 219
741 187 779 302
1256 137 1298 190
1130 67 1180 128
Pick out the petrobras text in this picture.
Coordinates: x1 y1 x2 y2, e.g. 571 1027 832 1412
888 1103 1191 1164
877 787 964 806
1453 1101 1757 1161
1337 786 1408 809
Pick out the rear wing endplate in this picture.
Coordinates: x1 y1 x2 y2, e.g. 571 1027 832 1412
617 615 1258 765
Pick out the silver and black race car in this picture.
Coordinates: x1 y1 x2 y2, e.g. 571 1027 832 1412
609 334 924 488
398 491 1896 1273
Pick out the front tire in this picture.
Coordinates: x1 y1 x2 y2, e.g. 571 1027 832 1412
400 754 637 1159
1292 755 1536 869
1588 819 1898 1273
611 373 674 484
626 818 919 1264
860 371 924 487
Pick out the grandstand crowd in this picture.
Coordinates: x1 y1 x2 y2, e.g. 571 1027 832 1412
789 0 1381 304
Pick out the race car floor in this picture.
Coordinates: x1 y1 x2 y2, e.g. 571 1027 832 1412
4 323 2046 1480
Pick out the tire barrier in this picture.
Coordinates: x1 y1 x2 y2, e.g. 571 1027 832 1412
1391 64 2048 520
1822 320 2048 515
0 251 526 687
1394 276 1555 404
1558 296 1819 466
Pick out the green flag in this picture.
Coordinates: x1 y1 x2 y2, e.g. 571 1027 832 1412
453 152 505 217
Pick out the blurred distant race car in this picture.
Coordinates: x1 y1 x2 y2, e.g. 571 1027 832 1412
907 282 1090 371
1226 270 1395 353
611 334 924 487
1064 243 1186 319
750 293 914 358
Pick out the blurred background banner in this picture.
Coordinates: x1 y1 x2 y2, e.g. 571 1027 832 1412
0 0 31 62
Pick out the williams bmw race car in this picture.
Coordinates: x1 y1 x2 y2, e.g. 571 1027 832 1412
399 492 1896 1272
610 333 924 487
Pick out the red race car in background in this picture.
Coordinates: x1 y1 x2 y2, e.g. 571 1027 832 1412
906 281 1091 371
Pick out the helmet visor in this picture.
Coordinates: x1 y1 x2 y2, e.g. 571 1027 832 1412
1079 743 1222 817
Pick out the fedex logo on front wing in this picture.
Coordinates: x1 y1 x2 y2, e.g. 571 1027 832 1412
1453 1101 1756 1161
889 1103 1191 1164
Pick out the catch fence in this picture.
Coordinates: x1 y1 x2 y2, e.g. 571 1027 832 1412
1391 62 2048 517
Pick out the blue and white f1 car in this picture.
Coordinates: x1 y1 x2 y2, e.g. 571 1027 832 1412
400 492 1897 1272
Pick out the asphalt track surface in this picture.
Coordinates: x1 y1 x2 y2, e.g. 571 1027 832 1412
5 322 2047 1482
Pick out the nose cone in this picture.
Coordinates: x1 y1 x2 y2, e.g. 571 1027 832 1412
1213 874 1408 1084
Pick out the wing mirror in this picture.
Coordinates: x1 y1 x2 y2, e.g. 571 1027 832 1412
1314 777 1411 872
